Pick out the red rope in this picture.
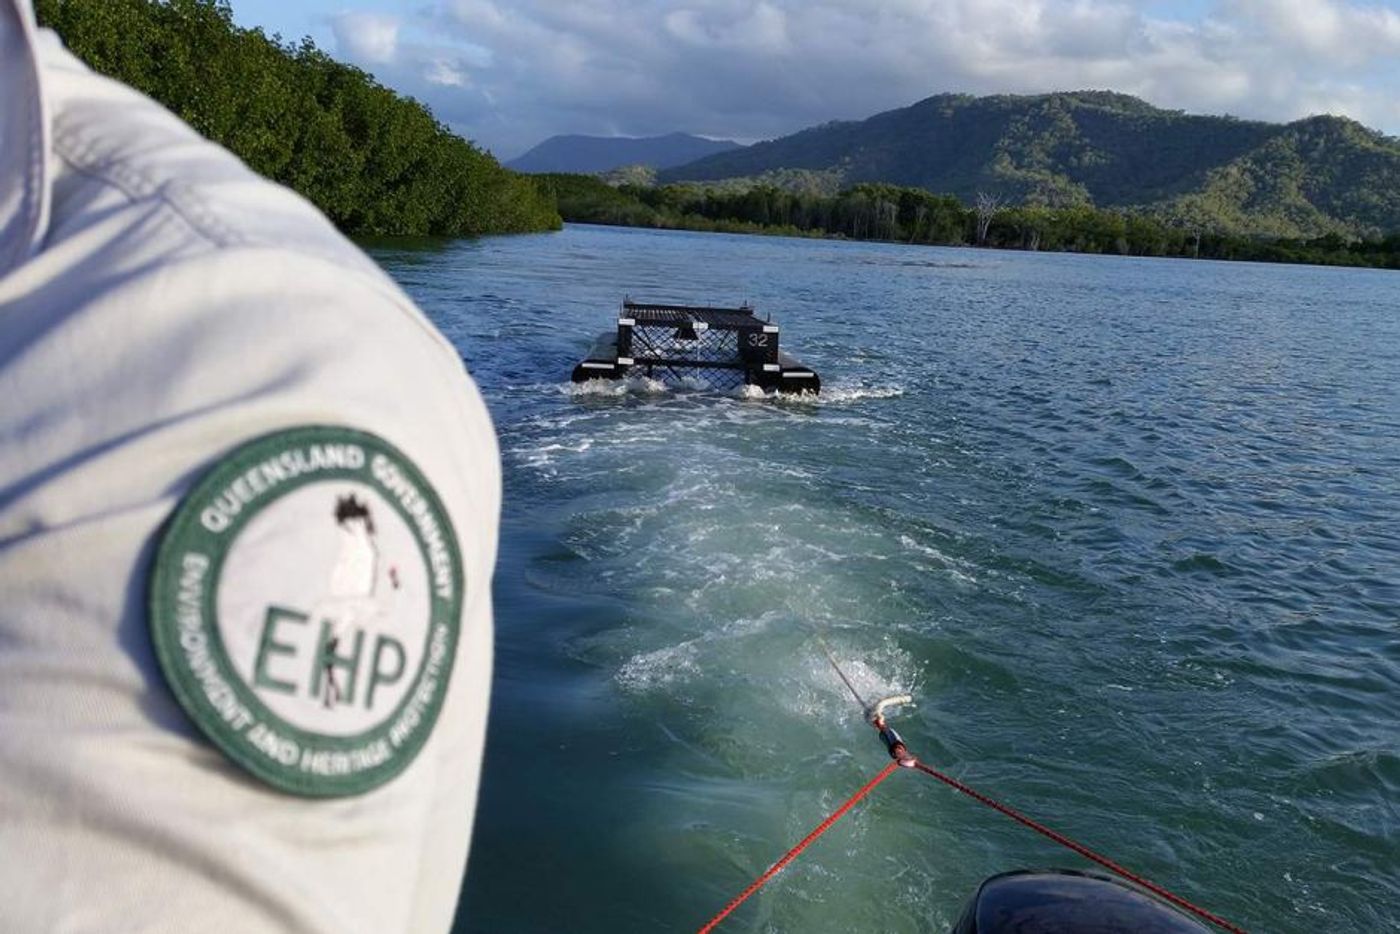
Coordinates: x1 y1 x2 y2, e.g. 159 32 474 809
908 760 1247 934
696 760 900 933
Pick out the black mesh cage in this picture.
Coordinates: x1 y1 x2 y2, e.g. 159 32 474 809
618 303 776 391
632 320 742 367
571 300 818 394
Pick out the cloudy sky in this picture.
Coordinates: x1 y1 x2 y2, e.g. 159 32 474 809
229 0 1400 161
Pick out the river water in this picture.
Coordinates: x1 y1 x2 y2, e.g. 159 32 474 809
368 224 1399 933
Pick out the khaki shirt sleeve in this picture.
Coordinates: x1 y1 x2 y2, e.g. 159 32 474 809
0 13 496 933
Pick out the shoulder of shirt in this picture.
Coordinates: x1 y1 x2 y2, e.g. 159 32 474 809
35 33 460 362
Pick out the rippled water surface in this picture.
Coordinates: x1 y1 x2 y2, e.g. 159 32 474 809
369 225 1400 933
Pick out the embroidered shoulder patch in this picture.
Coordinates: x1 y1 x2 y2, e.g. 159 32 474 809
149 426 464 797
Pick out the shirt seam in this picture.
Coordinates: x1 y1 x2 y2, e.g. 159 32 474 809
49 130 470 370
4 1 51 269
51 134 218 249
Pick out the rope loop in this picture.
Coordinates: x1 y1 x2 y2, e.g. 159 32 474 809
697 634 1248 933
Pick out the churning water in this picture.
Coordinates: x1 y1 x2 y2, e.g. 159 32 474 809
369 225 1400 932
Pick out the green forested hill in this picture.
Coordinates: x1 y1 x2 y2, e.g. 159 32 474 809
35 0 560 237
661 92 1400 238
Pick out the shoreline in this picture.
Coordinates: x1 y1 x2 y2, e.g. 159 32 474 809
556 220 1400 274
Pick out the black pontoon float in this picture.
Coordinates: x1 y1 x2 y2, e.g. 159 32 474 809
571 300 819 394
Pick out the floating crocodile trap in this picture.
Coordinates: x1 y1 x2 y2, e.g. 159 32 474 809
571 300 820 394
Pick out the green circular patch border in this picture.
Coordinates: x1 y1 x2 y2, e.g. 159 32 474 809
149 425 464 797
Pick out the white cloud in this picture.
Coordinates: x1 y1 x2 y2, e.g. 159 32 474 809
665 2 791 53
324 1 1400 159
1227 0 1400 65
424 58 469 87
331 11 400 65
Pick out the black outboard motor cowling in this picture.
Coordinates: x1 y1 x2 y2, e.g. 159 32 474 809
951 869 1212 933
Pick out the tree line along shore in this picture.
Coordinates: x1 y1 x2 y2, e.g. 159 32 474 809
37 0 560 238
539 174 1400 270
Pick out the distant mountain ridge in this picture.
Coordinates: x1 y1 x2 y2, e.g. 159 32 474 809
659 91 1400 237
508 132 742 174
